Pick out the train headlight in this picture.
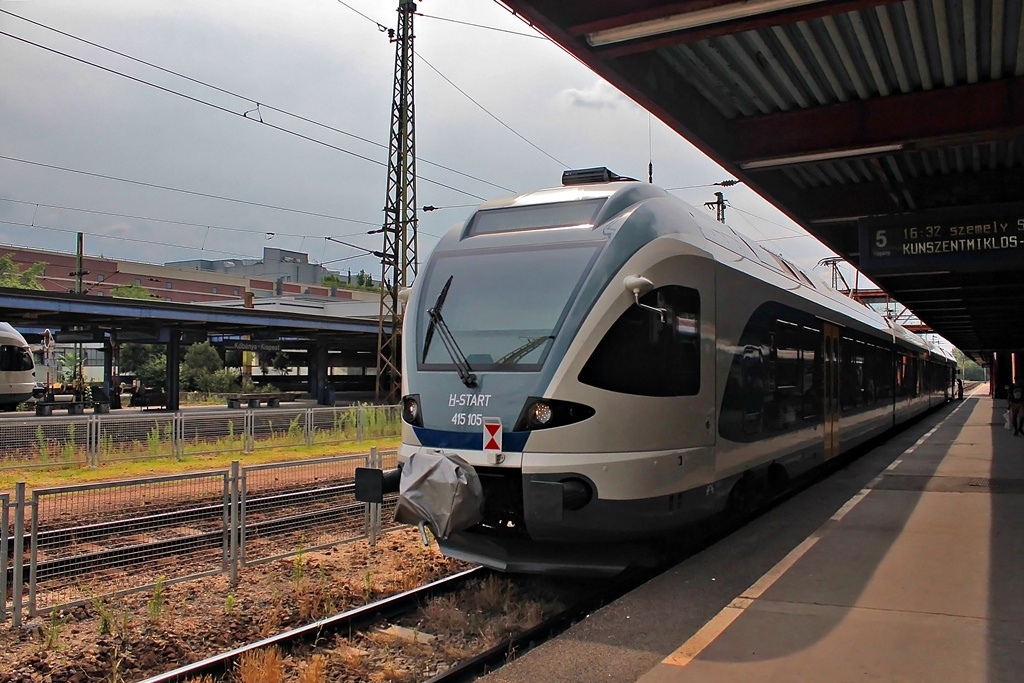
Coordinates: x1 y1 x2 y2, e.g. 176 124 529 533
530 402 553 426
402 395 423 427
515 397 595 431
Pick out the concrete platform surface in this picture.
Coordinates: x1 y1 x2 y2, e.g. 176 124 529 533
484 390 1024 683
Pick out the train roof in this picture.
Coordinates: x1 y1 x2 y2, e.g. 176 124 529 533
446 168 937 355
0 321 25 338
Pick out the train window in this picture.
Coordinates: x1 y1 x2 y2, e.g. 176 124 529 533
418 243 601 370
802 326 821 420
464 199 606 237
839 332 900 414
897 352 923 398
720 302 826 442
0 345 33 372
773 321 802 429
579 285 700 397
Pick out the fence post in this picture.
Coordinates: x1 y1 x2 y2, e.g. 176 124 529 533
358 405 366 443
367 447 380 547
229 461 240 587
12 483 24 627
173 413 185 460
305 408 314 446
1 494 8 626
28 490 38 618
239 464 248 568
244 411 254 454
88 414 99 468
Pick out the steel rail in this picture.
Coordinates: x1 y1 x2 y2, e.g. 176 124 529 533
423 568 653 683
137 566 486 683
10 497 372 585
4 480 360 574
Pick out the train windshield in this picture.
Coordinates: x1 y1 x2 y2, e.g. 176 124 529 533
418 243 601 370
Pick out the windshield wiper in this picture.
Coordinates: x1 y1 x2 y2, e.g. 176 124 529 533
423 276 477 387
422 275 452 362
497 335 554 365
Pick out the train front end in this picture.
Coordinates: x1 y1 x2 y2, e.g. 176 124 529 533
0 322 37 410
357 170 717 574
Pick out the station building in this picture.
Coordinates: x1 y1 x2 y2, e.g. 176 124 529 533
1 244 375 305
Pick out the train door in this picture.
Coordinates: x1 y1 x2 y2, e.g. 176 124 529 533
823 323 841 460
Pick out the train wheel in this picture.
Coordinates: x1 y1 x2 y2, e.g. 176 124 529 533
0 403 17 412
726 475 755 520
767 463 789 497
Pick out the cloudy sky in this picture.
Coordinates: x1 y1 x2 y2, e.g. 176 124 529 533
0 0 845 285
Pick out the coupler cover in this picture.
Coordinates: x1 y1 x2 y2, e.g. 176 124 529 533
394 450 484 540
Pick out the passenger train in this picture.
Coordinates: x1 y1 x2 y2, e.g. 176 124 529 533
357 168 956 574
0 322 37 410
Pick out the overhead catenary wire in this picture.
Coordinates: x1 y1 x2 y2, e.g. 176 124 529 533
0 194 446 264
0 154 382 225
329 0 568 169
0 8 516 196
0 196 377 235
333 0 389 32
416 52 569 169
0 28 487 201
0 218 261 260
728 205 808 236
415 12 546 39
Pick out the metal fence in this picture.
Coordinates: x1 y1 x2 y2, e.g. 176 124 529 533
0 404 401 470
1 493 8 626
2 448 399 627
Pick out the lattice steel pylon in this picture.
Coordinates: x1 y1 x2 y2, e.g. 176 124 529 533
376 0 419 402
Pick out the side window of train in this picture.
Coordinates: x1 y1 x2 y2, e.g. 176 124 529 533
0 345 32 372
578 285 700 396
720 302 823 443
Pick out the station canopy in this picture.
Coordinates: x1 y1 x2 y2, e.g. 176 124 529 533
502 0 1024 361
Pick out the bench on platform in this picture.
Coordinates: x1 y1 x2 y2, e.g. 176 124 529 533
225 393 297 409
131 389 166 409
35 402 85 416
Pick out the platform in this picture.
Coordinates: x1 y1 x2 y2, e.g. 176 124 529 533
484 390 1024 683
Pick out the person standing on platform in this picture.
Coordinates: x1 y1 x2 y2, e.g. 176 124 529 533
1009 380 1024 436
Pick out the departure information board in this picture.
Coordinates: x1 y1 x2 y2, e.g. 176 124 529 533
859 202 1024 273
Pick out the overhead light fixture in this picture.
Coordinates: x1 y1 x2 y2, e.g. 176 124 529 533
740 144 905 170
586 0 829 47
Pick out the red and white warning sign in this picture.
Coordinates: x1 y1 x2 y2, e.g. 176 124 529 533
483 417 502 453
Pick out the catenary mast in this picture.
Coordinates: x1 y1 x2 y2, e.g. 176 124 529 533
376 0 419 402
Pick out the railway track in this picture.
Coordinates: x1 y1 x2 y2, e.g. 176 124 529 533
5 478 373 587
139 566 487 683
136 564 650 683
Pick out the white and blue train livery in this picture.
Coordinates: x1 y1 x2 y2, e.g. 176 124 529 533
357 168 955 574
0 322 37 410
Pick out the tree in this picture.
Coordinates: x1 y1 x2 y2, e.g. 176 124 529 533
198 368 240 393
137 354 167 390
953 348 986 381
0 253 45 289
181 342 223 390
119 343 162 374
111 283 154 299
